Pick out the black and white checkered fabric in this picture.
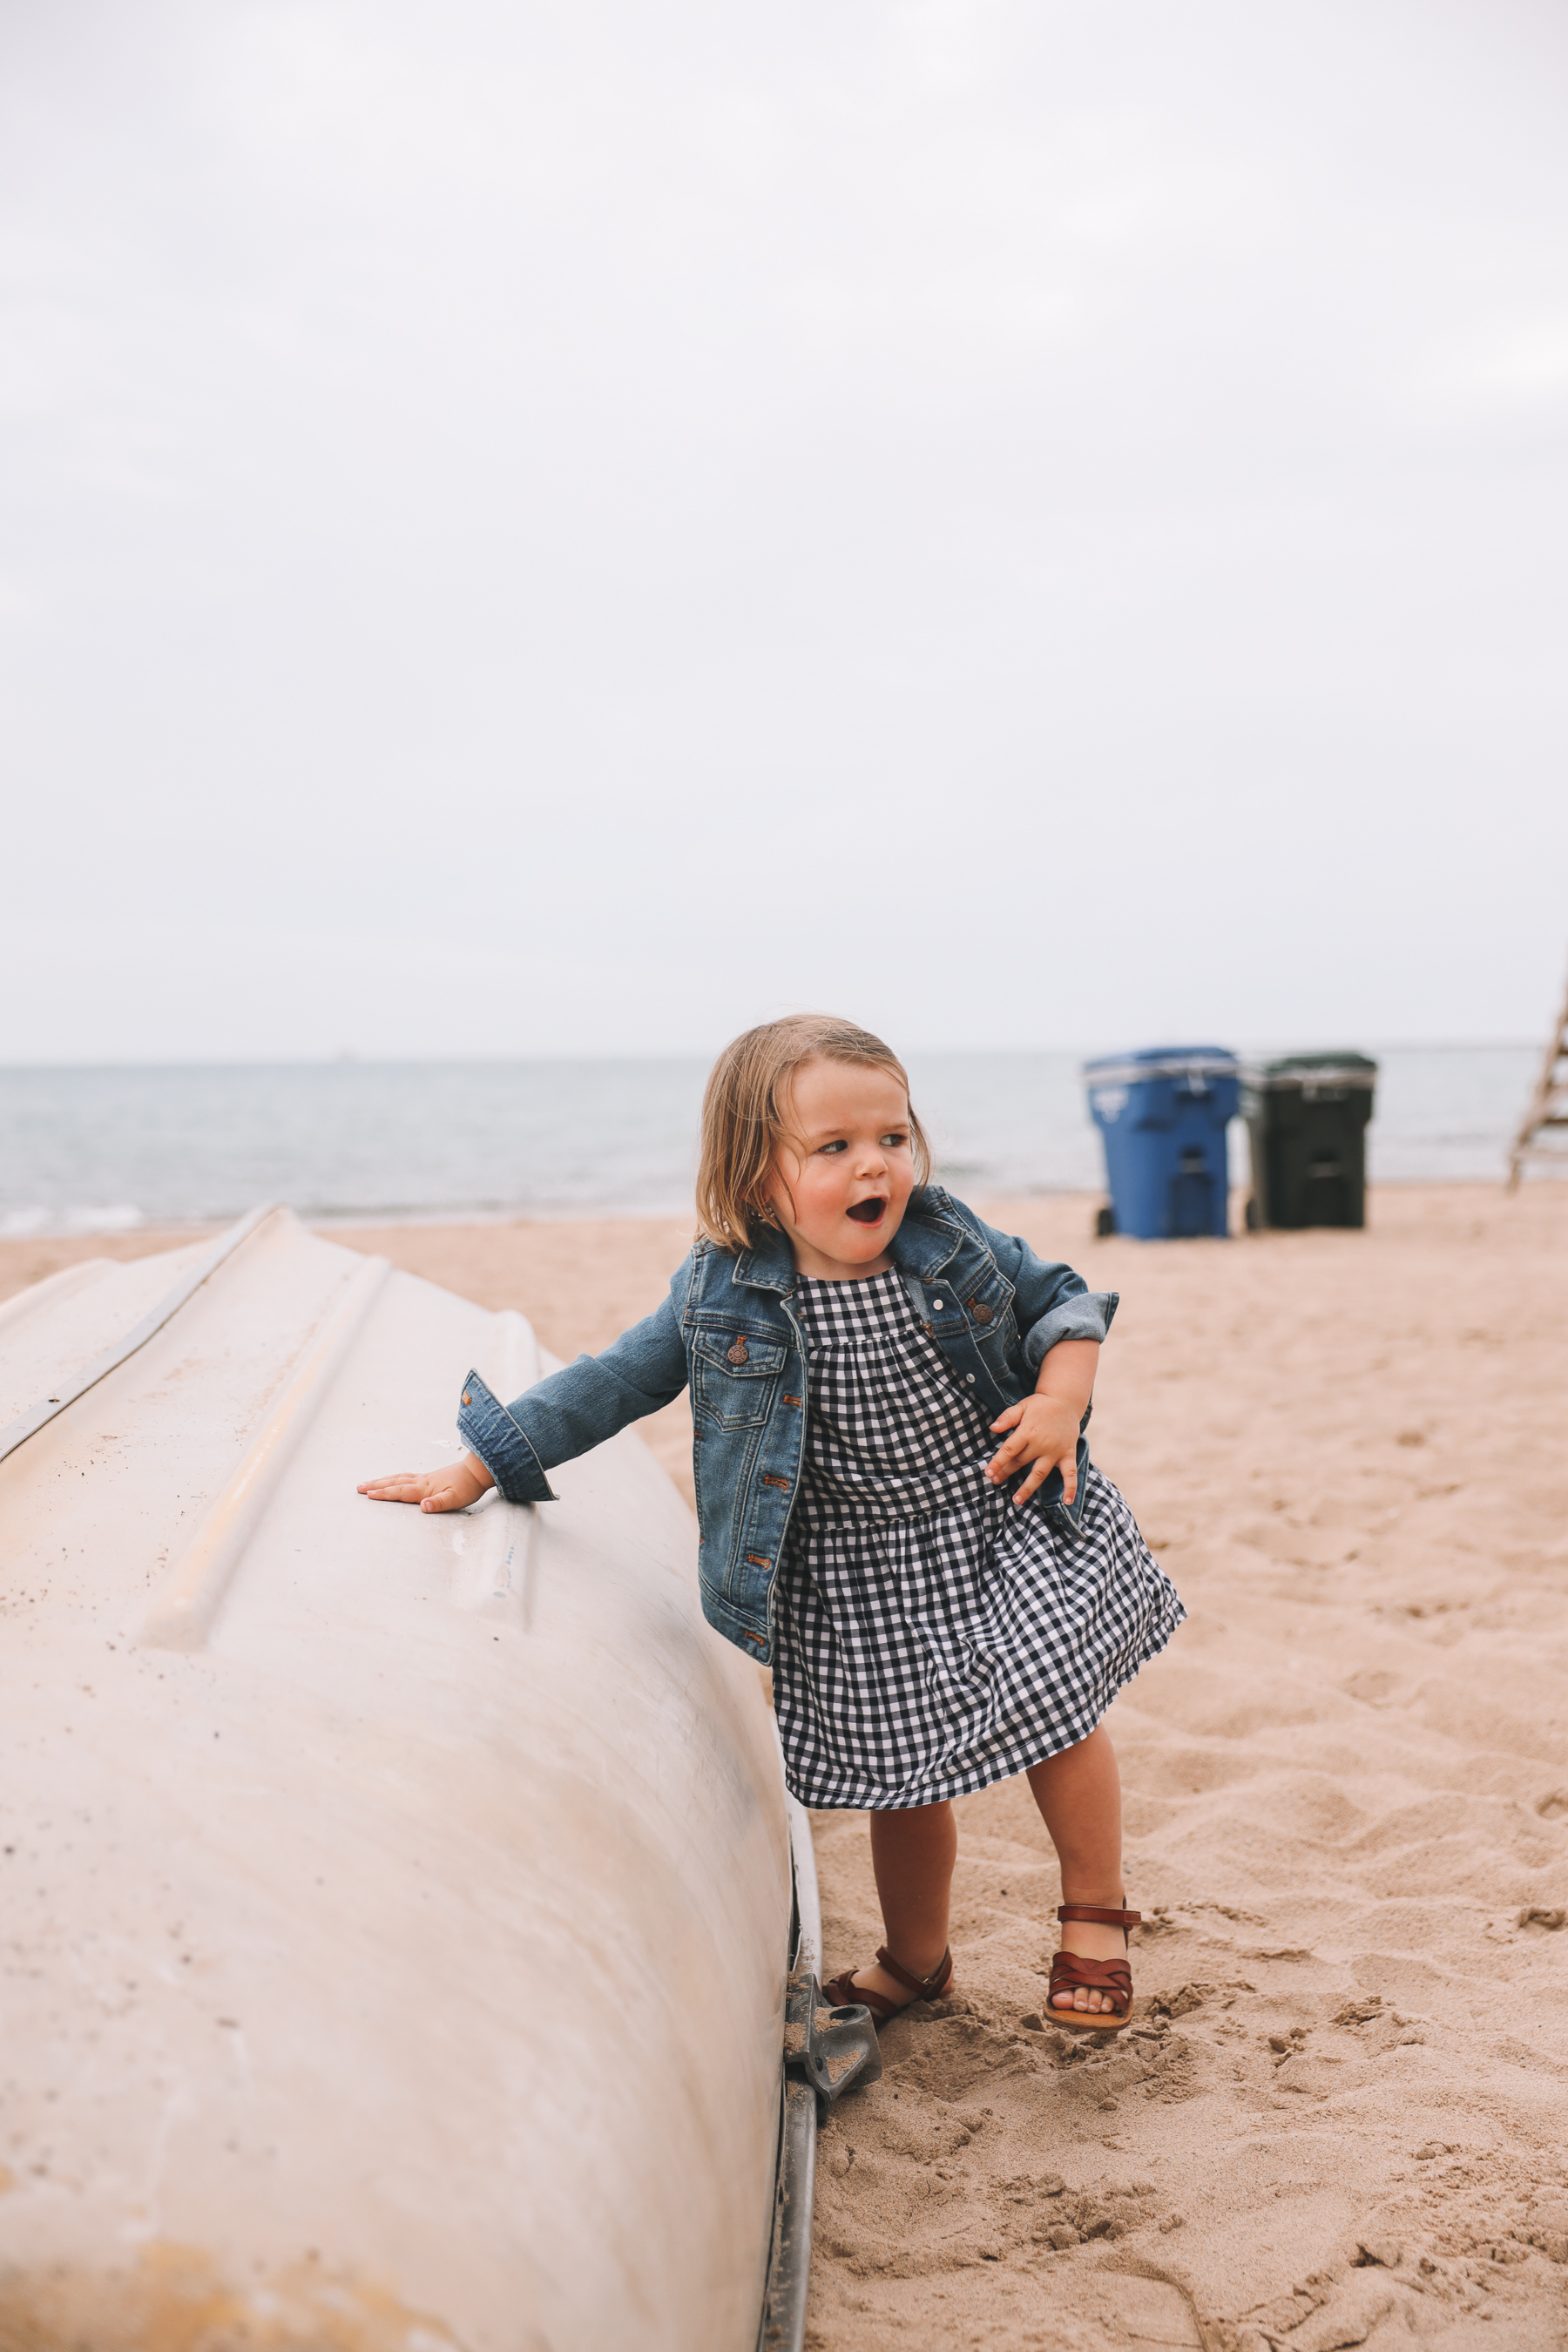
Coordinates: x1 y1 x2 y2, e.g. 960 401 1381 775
774 1267 1185 1811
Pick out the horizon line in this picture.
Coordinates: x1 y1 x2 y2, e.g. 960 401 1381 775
0 1037 1543 1074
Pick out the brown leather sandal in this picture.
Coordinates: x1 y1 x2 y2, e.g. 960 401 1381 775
1048 1903 1140 2034
821 1944 954 2025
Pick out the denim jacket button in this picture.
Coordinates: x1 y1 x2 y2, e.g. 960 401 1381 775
971 1301 993 1325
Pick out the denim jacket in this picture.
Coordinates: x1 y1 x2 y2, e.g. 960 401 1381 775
456 1186 1117 1666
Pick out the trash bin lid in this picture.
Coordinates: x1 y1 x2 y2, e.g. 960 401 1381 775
1244 1052 1377 1091
1081 1045 1240 1085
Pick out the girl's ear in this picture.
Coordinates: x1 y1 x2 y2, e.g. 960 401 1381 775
759 1162 795 1232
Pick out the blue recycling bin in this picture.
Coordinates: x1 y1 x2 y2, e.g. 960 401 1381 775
1082 1047 1240 1239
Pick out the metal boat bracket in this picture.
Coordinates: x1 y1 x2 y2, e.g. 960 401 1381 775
783 1970 882 2117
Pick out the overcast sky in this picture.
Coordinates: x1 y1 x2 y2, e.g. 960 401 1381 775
3 0 1565 1062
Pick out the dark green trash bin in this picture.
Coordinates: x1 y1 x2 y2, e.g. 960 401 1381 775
1242 1054 1376 1230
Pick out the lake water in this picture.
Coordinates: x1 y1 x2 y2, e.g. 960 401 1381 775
0 1045 1546 1237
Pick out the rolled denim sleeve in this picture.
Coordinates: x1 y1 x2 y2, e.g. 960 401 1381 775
456 1260 694 1504
1021 1288 1119 1372
457 1373 559 1503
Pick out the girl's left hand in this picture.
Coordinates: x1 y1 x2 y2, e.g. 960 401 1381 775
358 1453 495 1512
985 1395 1081 1505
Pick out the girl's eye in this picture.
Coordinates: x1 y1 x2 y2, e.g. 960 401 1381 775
881 1132 908 1149
819 1139 847 1155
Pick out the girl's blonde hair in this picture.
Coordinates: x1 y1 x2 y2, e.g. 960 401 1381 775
696 1014 931 1252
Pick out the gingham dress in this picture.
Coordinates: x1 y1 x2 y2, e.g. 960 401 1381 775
773 1267 1185 1811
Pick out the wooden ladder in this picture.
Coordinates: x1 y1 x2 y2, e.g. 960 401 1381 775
1508 969 1568 1187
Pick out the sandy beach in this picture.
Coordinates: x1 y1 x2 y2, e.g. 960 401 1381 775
6 1184 1567 2349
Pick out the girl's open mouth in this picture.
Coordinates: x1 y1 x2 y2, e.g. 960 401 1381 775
846 1198 886 1225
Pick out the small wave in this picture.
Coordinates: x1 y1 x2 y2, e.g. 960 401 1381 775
0 1205 146 1240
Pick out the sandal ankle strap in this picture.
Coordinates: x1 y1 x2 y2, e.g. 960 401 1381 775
875 1943 954 1999
1057 1904 1141 1929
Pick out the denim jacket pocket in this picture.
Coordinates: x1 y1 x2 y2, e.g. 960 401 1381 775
961 1269 1014 1335
690 1330 789 1429
981 1300 1019 1358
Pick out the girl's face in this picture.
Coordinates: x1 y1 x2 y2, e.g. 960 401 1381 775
763 1058 916 1279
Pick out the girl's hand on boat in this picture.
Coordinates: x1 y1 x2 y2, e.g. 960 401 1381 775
985 1396 1080 1506
357 1453 496 1511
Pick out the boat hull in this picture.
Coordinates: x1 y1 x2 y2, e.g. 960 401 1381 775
0 1211 792 2350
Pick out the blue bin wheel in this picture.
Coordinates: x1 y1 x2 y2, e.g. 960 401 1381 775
1095 1205 1117 1239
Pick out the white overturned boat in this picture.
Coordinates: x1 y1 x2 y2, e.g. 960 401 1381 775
0 1208 874 2349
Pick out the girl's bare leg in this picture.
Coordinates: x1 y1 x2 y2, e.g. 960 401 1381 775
1026 1724 1126 2014
850 1799 957 2007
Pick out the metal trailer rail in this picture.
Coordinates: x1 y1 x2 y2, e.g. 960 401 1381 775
757 1780 823 2352
756 1759 881 2352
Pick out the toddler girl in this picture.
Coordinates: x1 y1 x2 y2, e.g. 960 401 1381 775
361 1016 1184 2031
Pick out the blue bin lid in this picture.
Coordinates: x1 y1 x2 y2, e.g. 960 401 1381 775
1081 1045 1239 1085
